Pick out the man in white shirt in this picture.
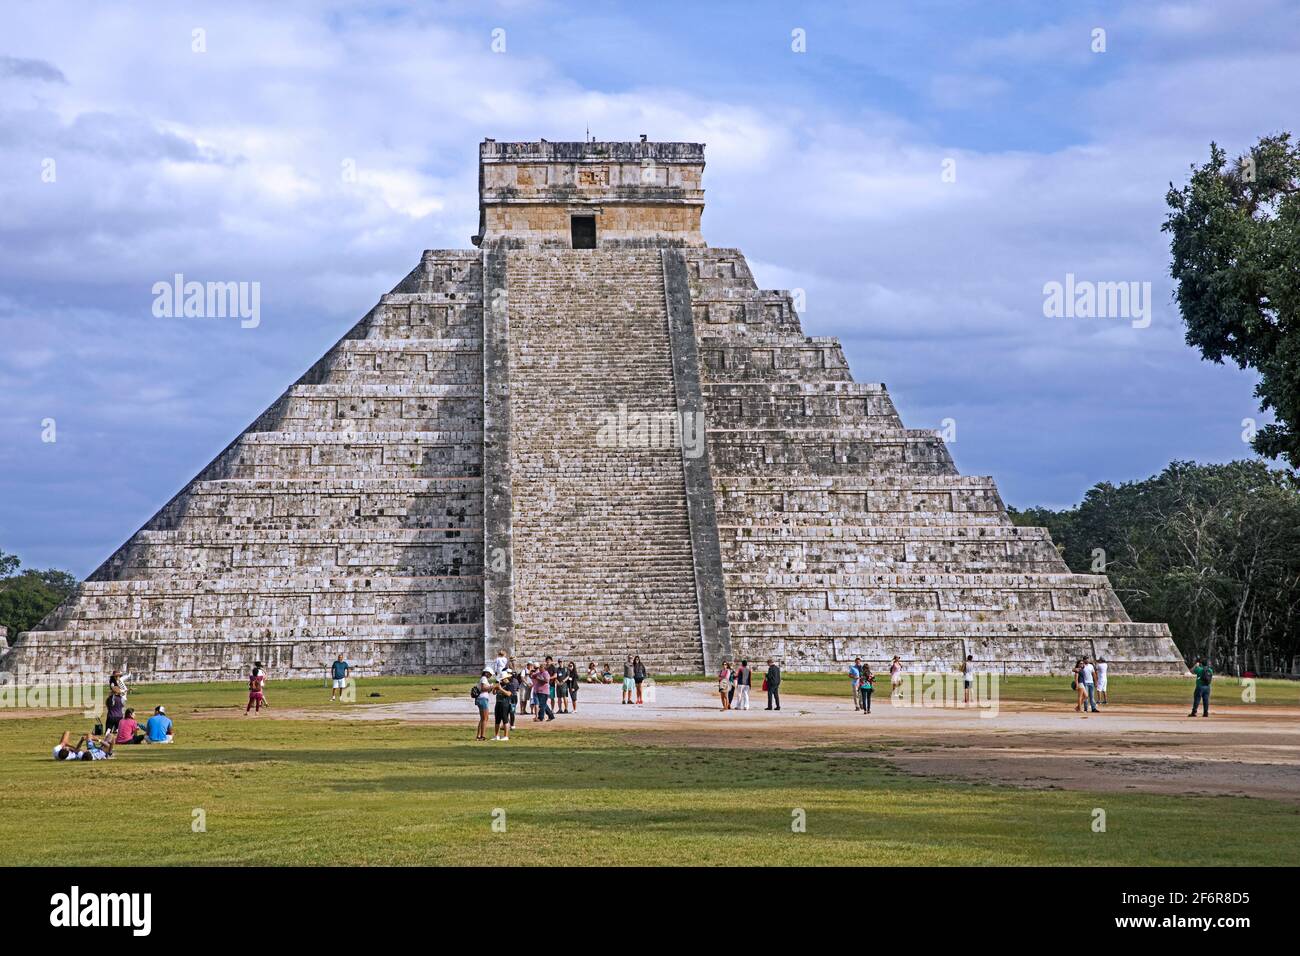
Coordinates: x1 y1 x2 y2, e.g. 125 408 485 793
1095 658 1110 705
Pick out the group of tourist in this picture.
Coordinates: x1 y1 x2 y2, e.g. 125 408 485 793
51 669 174 761
1070 657 1110 714
715 659 782 710
470 651 651 741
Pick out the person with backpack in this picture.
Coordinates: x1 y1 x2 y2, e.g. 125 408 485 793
1189 658 1213 717
472 670 492 740
859 663 875 714
632 655 647 704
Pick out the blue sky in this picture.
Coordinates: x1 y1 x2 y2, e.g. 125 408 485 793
2 0 1296 576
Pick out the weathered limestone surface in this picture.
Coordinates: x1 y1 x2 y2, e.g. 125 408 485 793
3 252 487 680
686 248 1184 674
3 139 1186 680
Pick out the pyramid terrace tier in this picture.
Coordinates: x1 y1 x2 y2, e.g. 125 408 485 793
728 620 1183 675
722 525 1070 574
37 576 481 629
147 478 483 530
6 624 482 681
206 431 482 480
725 570 1129 623
89 528 483 579
707 428 957 476
702 382 903 428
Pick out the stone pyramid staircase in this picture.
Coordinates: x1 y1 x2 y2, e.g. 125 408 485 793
499 250 707 671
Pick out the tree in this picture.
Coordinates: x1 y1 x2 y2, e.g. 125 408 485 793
1011 461 1300 673
1163 133 1300 470
0 550 78 640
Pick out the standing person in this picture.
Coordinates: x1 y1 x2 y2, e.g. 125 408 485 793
633 655 647 705
110 669 130 704
493 649 509 678
519 663 533 716
889 656 903 701
473 669 492 740
328 654 350 702
491 672 513 742
859 663 875 714
567 660 580 713
546 656 558 715
962 655 975 704
848 657 863 711
622 656 635 705
1189 658 1213 717
245 662 267 715
532 664 554 722
765 659 781 711
734 660 751 711
1081 657 1099 713
104 686 125 738
1095 657 1110 705
554 660 570 714
717 661 733 711
1072 659 1089 714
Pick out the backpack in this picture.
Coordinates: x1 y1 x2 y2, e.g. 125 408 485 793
1200 667 1213 686
470 684 482 699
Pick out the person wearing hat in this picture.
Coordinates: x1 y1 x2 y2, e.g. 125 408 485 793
145 705 173 743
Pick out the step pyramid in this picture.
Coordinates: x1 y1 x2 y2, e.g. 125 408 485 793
2 139 1186 680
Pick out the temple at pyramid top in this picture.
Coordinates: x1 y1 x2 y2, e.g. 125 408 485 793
473 138 707 248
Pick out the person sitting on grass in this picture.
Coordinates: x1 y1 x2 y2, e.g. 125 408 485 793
52 730 115 761
145 706 174 743
115 708 145 745
585 662 600 683
600 663 613 684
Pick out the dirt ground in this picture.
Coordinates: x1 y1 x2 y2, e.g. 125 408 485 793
269 681 1300 803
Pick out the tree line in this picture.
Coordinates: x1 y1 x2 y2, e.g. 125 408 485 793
0 549 76 646
1010 460 1300 676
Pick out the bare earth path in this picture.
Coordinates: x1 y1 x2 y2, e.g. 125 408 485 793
243 681 1300 803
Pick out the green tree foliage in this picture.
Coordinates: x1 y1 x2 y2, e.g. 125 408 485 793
1010 461 1300 674
1164 133 1300 469
0 549 78 640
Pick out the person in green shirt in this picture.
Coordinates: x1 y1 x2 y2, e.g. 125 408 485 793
1189 658 1213 717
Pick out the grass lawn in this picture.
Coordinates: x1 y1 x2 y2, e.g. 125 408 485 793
3 675 1298 866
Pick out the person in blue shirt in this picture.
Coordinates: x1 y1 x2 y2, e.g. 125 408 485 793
145 706 173 743
329 655 351 702
848 658 862 711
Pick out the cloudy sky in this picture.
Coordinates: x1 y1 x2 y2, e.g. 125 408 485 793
2 0 1296 576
